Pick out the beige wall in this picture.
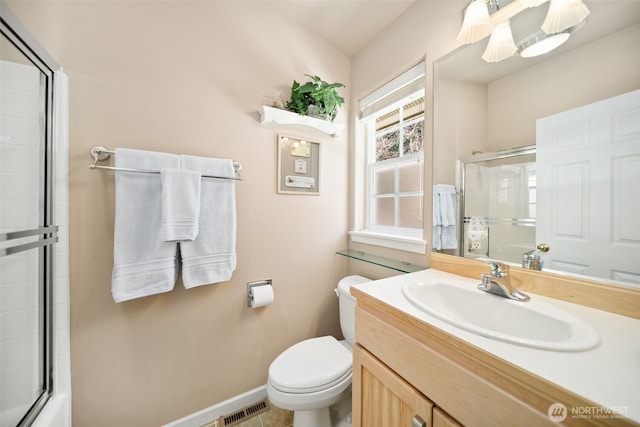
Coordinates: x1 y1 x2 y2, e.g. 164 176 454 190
7 1 350 425
487 24 640 150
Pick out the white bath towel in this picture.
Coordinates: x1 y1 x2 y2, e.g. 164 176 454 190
179 155 236 288
112 149 181 303
160 168 202 242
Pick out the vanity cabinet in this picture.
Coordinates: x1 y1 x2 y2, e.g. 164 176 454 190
353 344 461 427
353 344 433 426
433 408 462 427
350 286 629 427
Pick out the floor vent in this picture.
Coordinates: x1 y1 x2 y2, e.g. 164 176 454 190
218 399 271 427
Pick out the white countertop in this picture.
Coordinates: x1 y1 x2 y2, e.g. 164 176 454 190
353 268 640 423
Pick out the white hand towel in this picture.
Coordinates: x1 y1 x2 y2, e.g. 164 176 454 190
433 185 443 250
179 155 236 288
437 184 457 227
160 168 202 242
433 184 458 250
111 148 180 303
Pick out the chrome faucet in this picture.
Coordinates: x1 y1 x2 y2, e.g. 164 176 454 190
478 260 530 302
522 243 550 271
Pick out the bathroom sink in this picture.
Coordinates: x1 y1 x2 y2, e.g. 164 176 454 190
402 280 600 351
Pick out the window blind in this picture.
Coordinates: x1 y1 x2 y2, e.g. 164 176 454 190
359 61 425 120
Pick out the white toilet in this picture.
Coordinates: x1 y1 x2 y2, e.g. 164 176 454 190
267 275 371 427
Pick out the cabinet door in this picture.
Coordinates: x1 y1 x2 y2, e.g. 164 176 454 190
353 345 433 427
433 407 462 427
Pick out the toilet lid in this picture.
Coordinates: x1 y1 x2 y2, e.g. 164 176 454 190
269 336 352 394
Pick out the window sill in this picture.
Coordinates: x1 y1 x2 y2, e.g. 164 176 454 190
349 231 427 254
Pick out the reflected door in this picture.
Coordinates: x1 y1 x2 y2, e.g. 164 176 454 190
536 90 640 285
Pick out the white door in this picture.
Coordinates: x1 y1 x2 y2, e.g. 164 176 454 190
536 90 640 285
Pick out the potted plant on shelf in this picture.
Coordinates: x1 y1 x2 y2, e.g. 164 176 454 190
285 74 345 122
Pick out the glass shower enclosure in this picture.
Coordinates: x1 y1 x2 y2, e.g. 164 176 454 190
458 146 536 265
0 10 59 427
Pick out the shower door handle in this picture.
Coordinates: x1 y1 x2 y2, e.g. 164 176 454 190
0 225 59 257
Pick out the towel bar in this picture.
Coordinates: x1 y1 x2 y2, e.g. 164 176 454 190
87 145 243 181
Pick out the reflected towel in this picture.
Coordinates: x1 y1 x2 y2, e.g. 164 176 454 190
433 184 458 250
112 149 180 303
179 155 236 288
160 168 202 242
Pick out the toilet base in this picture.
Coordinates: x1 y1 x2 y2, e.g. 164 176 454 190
293 407 331 427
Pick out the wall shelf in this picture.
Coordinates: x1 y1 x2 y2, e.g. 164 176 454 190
336 249 426 274
258 105 344 138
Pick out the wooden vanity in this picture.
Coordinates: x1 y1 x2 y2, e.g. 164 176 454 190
349 259 640 427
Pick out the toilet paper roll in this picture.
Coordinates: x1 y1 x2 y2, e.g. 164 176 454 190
250 285 274 308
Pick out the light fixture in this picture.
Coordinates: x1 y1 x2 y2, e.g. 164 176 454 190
521 0 547 7
457 0 493 44
482 21 518 63
541 0 590 34
518 31 569 57
455 0 589 63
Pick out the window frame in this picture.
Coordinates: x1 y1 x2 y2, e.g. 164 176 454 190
365 98 425 237
351 68 427 254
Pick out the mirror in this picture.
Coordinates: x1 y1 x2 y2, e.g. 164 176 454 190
433 1 640 288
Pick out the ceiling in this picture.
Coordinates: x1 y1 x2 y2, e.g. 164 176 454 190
264 0 417 57
265 0 640 77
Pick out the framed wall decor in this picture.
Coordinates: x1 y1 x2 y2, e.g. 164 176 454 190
277 134 320 195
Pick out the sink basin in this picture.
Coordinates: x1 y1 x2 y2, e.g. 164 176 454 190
402 280 600 351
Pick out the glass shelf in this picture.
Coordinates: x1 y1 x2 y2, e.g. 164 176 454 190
336 249 426 274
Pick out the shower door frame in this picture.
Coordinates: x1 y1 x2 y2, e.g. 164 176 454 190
1 4 60 425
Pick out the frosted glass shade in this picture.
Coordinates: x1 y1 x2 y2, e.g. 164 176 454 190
521 0 547 7
519 32 570 57
457 0 493 44
482 22 517 63
541 0 590 34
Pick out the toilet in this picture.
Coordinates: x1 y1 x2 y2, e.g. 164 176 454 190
266 275 371 427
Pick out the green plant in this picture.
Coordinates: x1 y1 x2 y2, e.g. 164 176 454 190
285 74 345 122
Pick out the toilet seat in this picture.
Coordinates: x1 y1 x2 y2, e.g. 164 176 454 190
269 336 352 394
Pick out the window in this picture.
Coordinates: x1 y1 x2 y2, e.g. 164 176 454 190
352 62 426 253
367 95 424 235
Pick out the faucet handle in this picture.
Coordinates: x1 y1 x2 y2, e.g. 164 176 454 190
479 258 509 277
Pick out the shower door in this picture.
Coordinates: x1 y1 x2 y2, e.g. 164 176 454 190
0 18 57 427
459 146 537 264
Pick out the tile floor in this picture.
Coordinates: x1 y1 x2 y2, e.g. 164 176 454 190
202 404 293 427
201 388 352 427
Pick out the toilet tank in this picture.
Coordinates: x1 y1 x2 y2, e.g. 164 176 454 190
335 275 371 345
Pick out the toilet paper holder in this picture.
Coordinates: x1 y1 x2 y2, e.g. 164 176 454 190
247 279 273 307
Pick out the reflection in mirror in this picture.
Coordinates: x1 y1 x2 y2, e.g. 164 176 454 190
433 1 640 288
459 146 536 264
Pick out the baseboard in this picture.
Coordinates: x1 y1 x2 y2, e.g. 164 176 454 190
162 385 267 427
